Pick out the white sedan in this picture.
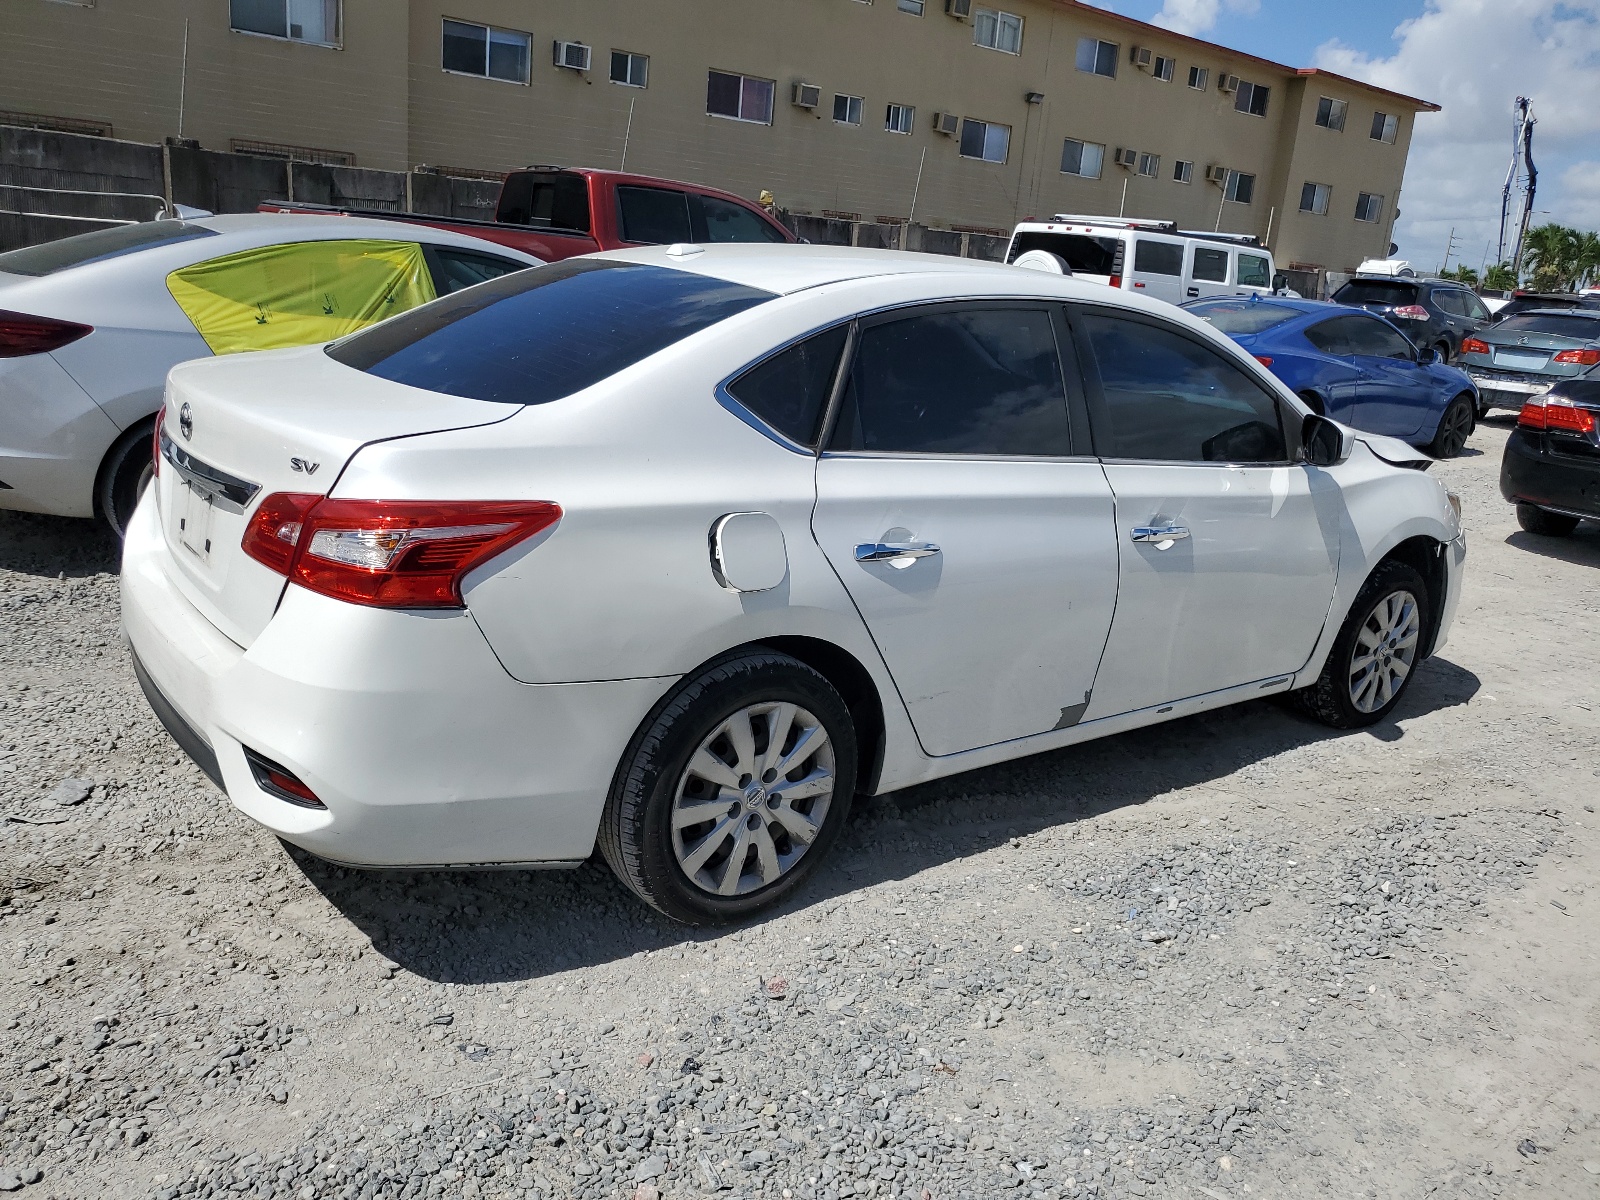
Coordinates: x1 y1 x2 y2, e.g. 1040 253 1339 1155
0 214 541 535
121 245 1466 923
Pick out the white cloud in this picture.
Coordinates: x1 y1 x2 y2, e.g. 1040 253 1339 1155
1151 0 1260 36
1314 0 1600 270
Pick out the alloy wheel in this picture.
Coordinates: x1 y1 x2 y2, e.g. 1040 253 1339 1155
1436 400 1473 457
1348 589 1420 714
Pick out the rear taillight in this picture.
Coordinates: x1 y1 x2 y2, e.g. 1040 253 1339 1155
1519 396 1598 435
242 496 561 609
151 404 164 480
1390 305 1430 320
1253 355 1274 367
1552 348 1600 366
1461 337 1490 355
0 309 93 358
1109 274 1122 289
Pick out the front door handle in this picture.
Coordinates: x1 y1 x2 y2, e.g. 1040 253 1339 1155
855 541 941 566
1131 525 1190 547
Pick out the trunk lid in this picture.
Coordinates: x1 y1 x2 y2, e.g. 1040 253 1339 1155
1483 328 1593 377
155 344 517 647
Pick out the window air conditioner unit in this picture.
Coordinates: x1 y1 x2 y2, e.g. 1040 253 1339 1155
553 40 591 71
1131 46 1153 70
792 82 821 109
1217 73 1239 93
946 0 973 18
1113 147 1138 169
933 111 960 136
1205 164 1229 184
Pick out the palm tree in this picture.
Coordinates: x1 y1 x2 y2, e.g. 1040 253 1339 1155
1483 262 1518 292
1440 263 1479 285
1523 224 1581 291
1575 231 1600 290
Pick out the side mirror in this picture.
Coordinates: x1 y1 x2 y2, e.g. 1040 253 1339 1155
1301 413 1352 468
1418 347 1440 365
1272 272 1289 291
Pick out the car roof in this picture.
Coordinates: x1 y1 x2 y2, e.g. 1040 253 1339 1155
189 213 544 260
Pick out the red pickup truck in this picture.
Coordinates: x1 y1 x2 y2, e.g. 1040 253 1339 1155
259 165 796 260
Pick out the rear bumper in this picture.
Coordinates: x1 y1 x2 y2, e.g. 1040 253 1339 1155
120 491 676 867
0 352 121 518
1499 428 1600 520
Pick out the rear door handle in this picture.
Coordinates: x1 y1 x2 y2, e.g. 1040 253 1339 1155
855 541 941 566
1131 525 1190 546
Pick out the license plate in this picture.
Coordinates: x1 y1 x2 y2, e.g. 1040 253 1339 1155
1493 350 1549 370
178 482 216 560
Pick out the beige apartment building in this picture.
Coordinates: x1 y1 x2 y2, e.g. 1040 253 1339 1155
1 0 1438 275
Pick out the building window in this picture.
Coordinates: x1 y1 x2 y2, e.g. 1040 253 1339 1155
707 70 775 124
833 94 864 125
1060 138 1104 179
1137 152 1160 177
1173 159 1193 184
1299 182 1331 215
898 0 924 13
441 18 530 83
1076 37 1118 78
1315 96 1347 132
1370 112 1398 143
974 8 1023 54
885 103 915 134
959 118 1010 164
1355 192 1384 222
1234 80 1270 117
1224 170 1255 205
610 50 648 88
1188 65 1209 90
231 0 339 46
1151 55 1175 82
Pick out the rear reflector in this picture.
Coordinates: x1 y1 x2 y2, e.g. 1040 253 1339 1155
1553 348 1600 366
1519 396 1598 435
0 309 93 358
1461 337 1490 355
242 495 561 609
243 747 325 809
1390 305 1430 320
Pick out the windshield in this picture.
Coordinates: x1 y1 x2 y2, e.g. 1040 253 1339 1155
1006 232 1120 275
1333 280 1418 308
328 259 774 405
1493 313 1600 340
1185 299 1299 335
0 220 217 277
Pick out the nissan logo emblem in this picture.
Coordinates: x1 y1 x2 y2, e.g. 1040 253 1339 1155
179 402 193 440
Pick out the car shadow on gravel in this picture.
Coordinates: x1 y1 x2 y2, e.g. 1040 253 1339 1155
293 655 1480 986
1505 527 1600 567
0 511 118 577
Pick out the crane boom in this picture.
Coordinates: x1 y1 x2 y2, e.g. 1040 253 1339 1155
1498 97 1537 275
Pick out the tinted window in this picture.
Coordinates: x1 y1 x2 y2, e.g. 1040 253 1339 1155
1192 247 1229 283
328 260 773 405
1187 299 1299 335
1333 280 1418 307
727 325 848 447
425 247 528 295
496 172 591 232
1006 232 1120 275
1080 312 1286 463
617 186 693 244
1462 293 1491 321
0 220 218 277
1304 317 1355 356
1344 316 1415 359
829 307 1071 455
699 195 788 244
1494 313 1600 340
1133 239 1182 276
1236 253 1271 288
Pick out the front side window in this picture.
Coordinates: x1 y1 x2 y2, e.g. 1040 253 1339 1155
1192 246 1229 283
974 8 1023 53
616 186 692 243
726 326 849 449
1225 170 1255 205
1173 159 1193 184
1236 253 1271 288
1234 80 1270 117
610 50 648 88
329 260 774 406
442 18 530 83
1315 96 1347 131
1136 152 1160 178
1061 138 1105 179
1188 65 1209 90
1370 112 1398 143
1354 192 1384 223
1080 312 1287 463
699 195 789 244
959 119 1010 164
886 103 915 134
707 70 775 124
833 94 864 125
829 307 1072 456
231 0 339 46
1133 239 1182 276
1076 37 1118 78
1299 181 1331 215
1153 55 1175 82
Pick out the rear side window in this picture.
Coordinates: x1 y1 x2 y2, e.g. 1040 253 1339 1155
828 306 1072 456
329 259 774 405
0 220 217 276
726 325 848 447
1431 289 1466 317
424 247 528 295
699 195 788 243
617 187 693 243
1188 300 1298 335
1304 317 1355 355
1006 232 1120 275
1494 313 1600 339
1192 247 1229 283
1133 240 1182 276
495 172 591 233
1333 280 1418 307
1343 315 1415 359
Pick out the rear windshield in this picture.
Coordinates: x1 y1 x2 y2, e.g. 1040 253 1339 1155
1007 232 1120 275
328 259 774 405
0 220 217 277
1333 280 1418 307
1493 313 1600 340
496 172 591 233
1185 299 1299 335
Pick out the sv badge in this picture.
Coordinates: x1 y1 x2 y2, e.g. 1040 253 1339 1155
289 457 320 475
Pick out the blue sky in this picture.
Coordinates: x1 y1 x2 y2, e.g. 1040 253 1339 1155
1101 0 1428 65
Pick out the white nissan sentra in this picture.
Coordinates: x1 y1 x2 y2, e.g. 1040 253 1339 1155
121 245 1466 923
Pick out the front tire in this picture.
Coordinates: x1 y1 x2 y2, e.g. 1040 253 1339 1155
1295 560 1431 729
96 418 156 539
1516 503 1580 536
598 651 857 924
1428 394 1475 458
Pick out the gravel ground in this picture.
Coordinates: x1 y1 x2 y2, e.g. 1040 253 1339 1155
1 417 1598 1200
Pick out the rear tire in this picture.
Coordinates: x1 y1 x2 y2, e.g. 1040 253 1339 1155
1433 340 1452 365
96 418 156 540
1428 394 1475 458
1295 560 1431 729
1516 503 1580 537
598 651 857 924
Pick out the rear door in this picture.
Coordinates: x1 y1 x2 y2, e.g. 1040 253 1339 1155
811 302 1119 755
1344 314 1429 439
1187 245 1233 301
1130 236 1186 303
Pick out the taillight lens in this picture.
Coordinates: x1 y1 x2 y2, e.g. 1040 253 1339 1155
1109 274 1123 289
242 496 561 609
1461 337 1490 355
1390 304 1430 320
1552 348 1600 366
1253 355 1274 367
0 309 94 357
1519 396 1598 435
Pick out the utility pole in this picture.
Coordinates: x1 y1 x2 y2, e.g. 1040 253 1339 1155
1440 226 1459 274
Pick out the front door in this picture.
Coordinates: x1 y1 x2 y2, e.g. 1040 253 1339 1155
811 303 1120 756
1070 307 1340 718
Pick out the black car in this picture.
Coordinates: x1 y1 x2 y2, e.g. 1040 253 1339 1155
1500 377 1600 535
1489 291 1600 324
1331 276 1492 363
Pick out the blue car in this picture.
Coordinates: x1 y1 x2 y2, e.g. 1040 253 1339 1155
1183 296 1480 457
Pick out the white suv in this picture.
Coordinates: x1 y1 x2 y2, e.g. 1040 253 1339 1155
122 245 1464 923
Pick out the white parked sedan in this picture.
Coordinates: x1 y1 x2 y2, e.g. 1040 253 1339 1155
121 245 1466 923
0 215 541 535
